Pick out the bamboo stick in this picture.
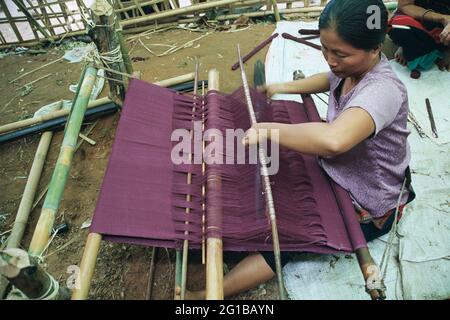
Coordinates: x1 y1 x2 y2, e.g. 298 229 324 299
71 233 102 300
0 97 111 135
180 63 199 300
28 65 97 257
10 56 64 83
205 68 224 300
145 247 158 300
216 5 325 20
120 0 241 27
237 44 286 300
174 249 182 299
0 103 60 299
201 80 206 265
270 0 280 22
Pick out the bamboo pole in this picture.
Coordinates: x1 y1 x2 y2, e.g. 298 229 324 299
120 0 241 27
90 0 127 102
216 5 325 20
71 233 102 300
201 80 206 265
116 28 134 75
0 103 60 299
0 98 111 135
174 249 182 299
145 247 158 300
10 56 64 84
205 69 224 300
180 63 199 300
237 45 286 300
28 65 97 258
270 0 280 22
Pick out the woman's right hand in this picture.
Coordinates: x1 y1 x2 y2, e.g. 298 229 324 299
257 84 278 97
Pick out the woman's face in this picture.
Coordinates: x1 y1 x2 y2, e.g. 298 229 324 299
320 28 381 79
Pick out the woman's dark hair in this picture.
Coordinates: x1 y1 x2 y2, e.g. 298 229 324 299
319 0 388 50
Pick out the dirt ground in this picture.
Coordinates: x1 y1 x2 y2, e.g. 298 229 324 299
0 21 287 300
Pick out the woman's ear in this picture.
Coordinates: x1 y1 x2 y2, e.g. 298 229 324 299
372 44 383 56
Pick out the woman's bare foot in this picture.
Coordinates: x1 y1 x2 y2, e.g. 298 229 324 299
395 47 407 66
410 69 421 79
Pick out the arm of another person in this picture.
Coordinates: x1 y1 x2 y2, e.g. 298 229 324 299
399 0 450 45
262 72 330 97
244 107 375 157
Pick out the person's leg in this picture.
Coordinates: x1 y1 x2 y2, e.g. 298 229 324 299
182 253 275 300
183 251 293 299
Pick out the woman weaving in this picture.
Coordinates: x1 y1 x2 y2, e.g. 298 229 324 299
184 0 415 299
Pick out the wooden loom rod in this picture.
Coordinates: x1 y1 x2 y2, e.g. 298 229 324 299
201 80 206 265
237 44 286 300
71 233 102 300
205 69 224 300
180 63 200 300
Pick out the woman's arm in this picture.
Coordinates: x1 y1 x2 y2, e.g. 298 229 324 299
398 0 450 26
262 72 330 97
243 107 375 157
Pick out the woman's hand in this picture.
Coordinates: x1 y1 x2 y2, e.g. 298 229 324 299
242 124 269 146
257 84 278 98
440 16 450 46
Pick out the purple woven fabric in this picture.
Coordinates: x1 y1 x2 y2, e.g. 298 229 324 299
90 79 367 253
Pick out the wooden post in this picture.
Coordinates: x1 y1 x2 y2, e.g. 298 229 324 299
90 0 127 102
28 66 97 258
0 248 70 299
271 0 280 22
205 69 224 300
71 233 102 300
